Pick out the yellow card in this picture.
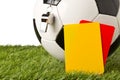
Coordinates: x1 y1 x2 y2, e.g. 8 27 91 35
64 23 104 74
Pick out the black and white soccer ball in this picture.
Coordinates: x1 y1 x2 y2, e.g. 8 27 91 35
33 0 120 61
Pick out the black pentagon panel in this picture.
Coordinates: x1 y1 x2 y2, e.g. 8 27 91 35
114 0 119 10
33 19 42 43
43 0 61 6
56 28 64 50
95 0 119 16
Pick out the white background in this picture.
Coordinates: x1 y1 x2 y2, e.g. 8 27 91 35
0 0 40 45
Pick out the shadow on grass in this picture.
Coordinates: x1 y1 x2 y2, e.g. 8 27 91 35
105 35 120 72
109 35 120 56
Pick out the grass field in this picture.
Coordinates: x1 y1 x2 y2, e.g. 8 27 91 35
0 45 120 80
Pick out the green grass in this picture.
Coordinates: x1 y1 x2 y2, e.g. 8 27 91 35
0 45 120 80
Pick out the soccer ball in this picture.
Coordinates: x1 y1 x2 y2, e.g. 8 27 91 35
33 0 120 61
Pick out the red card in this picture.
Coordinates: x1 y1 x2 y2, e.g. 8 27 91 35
80 20 115 65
